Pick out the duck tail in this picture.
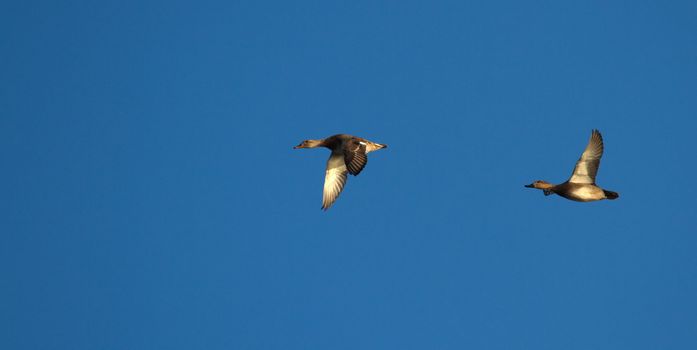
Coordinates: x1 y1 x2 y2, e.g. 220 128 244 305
604 190 619 200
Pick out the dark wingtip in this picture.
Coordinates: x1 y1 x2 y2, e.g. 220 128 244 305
604 190 619 200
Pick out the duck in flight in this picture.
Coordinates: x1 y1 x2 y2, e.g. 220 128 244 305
525 129 619 202
294 134 387 210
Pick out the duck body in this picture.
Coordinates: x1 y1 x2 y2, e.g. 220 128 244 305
525 130 619 202
548 182 615 202
294 134 387 210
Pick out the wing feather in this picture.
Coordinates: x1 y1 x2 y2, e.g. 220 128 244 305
322 152 348 210
569 129 604 184
344 138 368 176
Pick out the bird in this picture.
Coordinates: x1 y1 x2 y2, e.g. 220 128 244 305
294 134 387 210
525 129 619 202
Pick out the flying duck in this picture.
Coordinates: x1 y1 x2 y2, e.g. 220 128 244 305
525 129 619 202
294 134 387 210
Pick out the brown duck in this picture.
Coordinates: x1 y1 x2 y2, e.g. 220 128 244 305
294 134 387 210
525 129 619 202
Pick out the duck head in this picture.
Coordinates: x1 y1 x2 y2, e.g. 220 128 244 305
293 139 324 149
525 180 553 189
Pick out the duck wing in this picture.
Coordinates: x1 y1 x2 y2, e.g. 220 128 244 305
569 129 604 184
322 151 348 210
343 138 368 176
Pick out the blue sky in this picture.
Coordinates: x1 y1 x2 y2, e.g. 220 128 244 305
2 1 697 349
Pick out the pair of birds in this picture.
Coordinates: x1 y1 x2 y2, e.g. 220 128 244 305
295 130 618 210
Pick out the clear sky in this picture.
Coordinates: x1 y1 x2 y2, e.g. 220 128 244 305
2 1 697 349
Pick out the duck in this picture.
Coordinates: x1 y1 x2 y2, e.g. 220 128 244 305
525 129 619 202
294 134 387 210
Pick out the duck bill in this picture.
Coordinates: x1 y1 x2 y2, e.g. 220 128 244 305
293 144 304 149
524 183 534 188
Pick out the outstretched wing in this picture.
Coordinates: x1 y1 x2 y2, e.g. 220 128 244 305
322 152 348 210
343 138 368 176
569 129 604 184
